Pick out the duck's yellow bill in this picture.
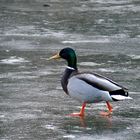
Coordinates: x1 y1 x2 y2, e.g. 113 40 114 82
48 53 61 60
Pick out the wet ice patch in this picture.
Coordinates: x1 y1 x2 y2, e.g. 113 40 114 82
3 26 66 39
0 114 5 118
37 69 54 76
129 55 140 60
98 68 115 73
79 62 102 66
63 135 76 139
43 124 57 130
62 38 110 44
0 71 38 80
7 112 38 121
4 25 36 36
0 56 29 65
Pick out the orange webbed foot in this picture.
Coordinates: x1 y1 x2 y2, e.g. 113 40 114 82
67 103 86 117
100 101 113 116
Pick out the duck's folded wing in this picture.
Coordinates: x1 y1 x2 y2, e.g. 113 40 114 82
92 72 128 90
74 73 125 92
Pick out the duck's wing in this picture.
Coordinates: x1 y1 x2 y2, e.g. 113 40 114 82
72 72 126 92
91 72 128 90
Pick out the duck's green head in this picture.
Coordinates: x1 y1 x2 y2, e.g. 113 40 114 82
49 48 77 70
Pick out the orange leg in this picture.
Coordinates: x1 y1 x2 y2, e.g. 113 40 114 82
68 103 86 117
106 101 113 112
100 101 113 116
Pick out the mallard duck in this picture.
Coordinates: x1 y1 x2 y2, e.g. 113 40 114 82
49 48 132 117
